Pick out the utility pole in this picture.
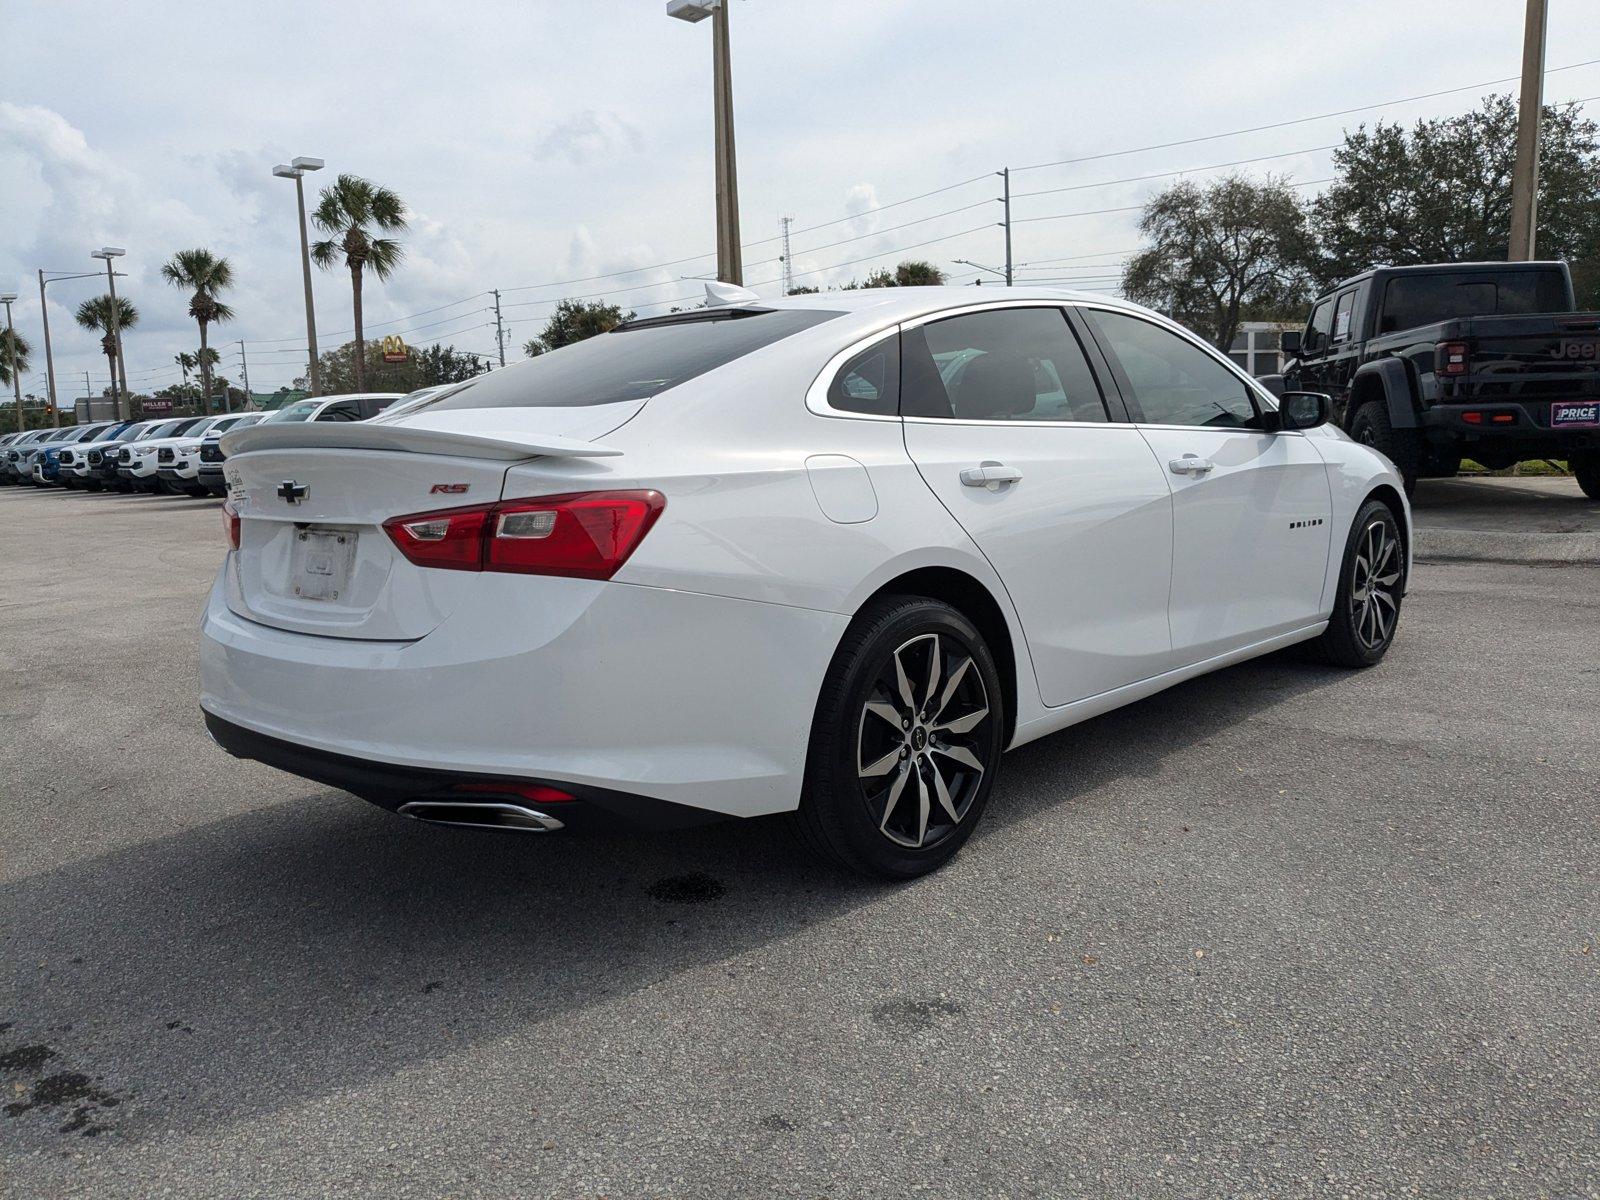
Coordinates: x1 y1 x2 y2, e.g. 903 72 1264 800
2 294 22 434
1000 168 1014 286
779 216 795 296
1508 0 1548 261
492 289 507 367
237 340 252 407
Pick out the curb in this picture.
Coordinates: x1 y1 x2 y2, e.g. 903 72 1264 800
1414 527 1600 566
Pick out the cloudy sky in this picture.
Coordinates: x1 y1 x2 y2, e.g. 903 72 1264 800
2 0 1596 399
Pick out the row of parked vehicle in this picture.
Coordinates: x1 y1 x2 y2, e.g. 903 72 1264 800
0 392 413 496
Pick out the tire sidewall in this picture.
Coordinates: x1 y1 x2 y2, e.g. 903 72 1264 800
1332 499 1404 666
807 599 1005 879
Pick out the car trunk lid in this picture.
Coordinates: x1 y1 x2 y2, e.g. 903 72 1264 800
221 405 636 640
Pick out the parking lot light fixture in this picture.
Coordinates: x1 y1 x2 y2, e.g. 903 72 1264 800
90 248 129 420
274 158 325 396
669 0 742 285
2 293 21 433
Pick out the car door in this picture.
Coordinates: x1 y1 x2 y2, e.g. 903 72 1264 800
899 303 1174 708
1080 307 1333 665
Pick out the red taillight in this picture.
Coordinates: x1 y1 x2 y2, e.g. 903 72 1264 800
383 490 665 580
223 501 241 550
1462 410 1483 424
1437 341 1470 376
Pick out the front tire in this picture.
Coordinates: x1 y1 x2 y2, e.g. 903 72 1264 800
1349 401 1420 497
796 596 1005 880
1571 452 1600 501
1314 499 1405 668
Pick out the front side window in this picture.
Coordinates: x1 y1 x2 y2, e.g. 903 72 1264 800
828 335 899 416
315 403 361 422
902 307 1108 423
1085 310 1258 429
1305 298 1335 354
273 401 320 423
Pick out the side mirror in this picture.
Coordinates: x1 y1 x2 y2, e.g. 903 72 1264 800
1275 391 1329 431
1279 330 1302 356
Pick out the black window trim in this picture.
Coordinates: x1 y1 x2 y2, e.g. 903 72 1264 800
807 299 1132 426
1075 303 1282 434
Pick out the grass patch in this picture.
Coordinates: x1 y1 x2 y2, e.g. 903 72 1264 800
1458 459 1572 477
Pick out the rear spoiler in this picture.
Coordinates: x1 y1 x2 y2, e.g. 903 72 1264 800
220 421 621 462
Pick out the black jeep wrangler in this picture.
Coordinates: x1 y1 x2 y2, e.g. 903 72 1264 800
1273 261 1600 498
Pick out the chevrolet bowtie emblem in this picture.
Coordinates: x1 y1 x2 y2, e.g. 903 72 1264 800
277 480 309 504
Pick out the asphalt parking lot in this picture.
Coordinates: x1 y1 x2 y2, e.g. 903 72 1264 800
2 481 1597 1199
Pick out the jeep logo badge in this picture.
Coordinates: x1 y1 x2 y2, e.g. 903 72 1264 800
277 480 309 505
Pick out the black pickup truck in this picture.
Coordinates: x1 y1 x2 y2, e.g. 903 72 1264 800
1274 261 1600 498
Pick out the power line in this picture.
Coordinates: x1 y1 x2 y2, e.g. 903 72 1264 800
1011 57 1600 173
1010 145 1340 200
1014 178 1333 226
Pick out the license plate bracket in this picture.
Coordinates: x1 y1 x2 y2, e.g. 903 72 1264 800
290 528 357 602
1551 400 1599 429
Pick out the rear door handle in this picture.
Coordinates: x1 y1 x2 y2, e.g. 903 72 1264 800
1168 455 1215 477
959 462 1023 490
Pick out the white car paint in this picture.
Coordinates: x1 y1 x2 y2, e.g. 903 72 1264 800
202 287 1409 834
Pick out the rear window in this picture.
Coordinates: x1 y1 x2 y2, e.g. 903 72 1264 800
1379 270 1568 332
417 309 843 410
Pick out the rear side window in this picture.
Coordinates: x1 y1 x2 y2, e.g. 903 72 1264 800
316 403 361 422
1085 309 1258 429
1379 270 1569 332
419 309 843 411
828 335 899 416
1332 290 1357 342
902 307 1108 422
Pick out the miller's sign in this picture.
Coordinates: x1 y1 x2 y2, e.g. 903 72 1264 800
379 335 409 364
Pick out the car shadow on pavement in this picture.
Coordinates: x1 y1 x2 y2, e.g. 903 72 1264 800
0 653 1349 1150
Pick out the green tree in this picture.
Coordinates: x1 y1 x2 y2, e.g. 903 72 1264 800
414 343 488 385
785 285 819 295
1309 95 1600 306
160 248 235 409
844 260 948 289
0 328 32 388
174 350 196 388
1123 173 1313 351
523 299 634 356
304 340 485 394
310 174 408 391
74 294 139 403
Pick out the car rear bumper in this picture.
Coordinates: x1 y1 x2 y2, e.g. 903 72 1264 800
198 565 846 820
1421 401 1600 453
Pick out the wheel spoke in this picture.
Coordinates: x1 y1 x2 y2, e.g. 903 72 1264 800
923 635 942 714
933 742 984 774
879 761 911 832
933 705 989 736
864 700 904 732
1374 570 1402 588
859 746 902 778
928 757 960 824
932 656 973 725
892 647 916 711
914 767 931 847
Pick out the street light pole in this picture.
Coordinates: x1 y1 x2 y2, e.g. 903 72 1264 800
1 294 22 433
274 157 325 395
669 0 743 284
37 270 113 427
91 248 128 420
37 271 59 424
1508 0 1548 261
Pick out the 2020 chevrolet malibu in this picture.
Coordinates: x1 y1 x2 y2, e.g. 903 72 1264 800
201 286 1410 878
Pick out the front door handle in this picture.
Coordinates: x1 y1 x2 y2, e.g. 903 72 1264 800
1168 455 1215 477
959 462 1023 490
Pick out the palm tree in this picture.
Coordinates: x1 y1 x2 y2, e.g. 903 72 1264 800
75 295 138 406
0 328 32 388
161 249 235 411
175 351 196 389
310 174 407 391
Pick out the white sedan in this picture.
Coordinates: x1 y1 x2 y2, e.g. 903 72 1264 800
201 286 1409 878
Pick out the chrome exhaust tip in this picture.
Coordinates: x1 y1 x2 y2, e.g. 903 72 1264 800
397 800 566 833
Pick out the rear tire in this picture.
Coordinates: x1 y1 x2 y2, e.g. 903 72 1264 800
1349 401 1420 497
1572 452 1600 501
1313 499 1405 668
796 596 1005 880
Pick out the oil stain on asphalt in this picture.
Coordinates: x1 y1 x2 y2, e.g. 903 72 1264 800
2 1035 125 1138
